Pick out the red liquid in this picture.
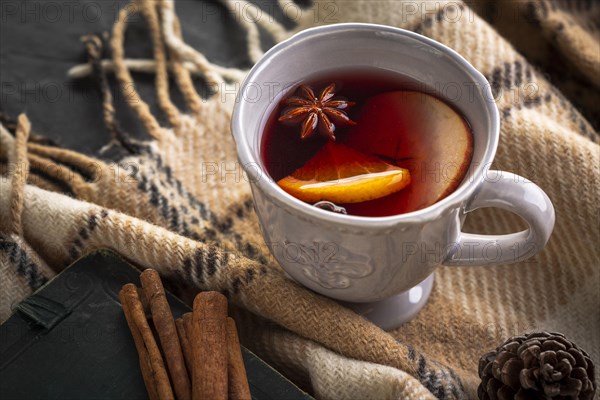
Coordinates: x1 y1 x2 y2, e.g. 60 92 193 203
260 69 473 217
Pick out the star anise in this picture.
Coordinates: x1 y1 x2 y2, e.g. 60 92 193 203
278 83 356 141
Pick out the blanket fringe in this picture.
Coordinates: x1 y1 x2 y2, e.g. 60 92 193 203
0 114 31 236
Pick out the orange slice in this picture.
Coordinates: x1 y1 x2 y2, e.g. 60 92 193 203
277 142 410 204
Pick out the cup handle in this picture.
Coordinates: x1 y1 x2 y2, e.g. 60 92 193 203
443 171 555 266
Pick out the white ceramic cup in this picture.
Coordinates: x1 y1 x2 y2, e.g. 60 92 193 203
231 24 555 329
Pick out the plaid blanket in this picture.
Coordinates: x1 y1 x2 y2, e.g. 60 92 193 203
1 1 598 398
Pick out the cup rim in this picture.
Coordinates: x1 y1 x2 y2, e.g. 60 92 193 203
231 23 499 228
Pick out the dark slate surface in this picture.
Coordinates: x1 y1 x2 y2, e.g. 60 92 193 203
0 0 296 154
0 249 313 400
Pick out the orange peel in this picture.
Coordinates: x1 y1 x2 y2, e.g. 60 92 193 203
277 142 410 204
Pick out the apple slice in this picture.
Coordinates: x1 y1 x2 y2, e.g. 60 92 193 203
344 91 473 214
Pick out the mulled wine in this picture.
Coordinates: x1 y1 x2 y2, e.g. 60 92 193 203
260 69 474 217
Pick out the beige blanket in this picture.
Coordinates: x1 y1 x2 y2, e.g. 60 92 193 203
1 0 598 398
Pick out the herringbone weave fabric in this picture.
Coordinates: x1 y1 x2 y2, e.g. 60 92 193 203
1 1 598 399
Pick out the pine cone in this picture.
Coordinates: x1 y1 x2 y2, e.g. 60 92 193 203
478 332 596 400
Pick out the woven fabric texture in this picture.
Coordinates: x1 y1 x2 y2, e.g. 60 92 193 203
1 1 598 399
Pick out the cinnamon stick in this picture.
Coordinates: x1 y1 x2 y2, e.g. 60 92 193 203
182 312 193 340
175 317 193 376
191 292 228 400
138 345 159 400
141 269 191 400
226 318 251 400
119 283 174 400
120 288 158 400
182 312 195 376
